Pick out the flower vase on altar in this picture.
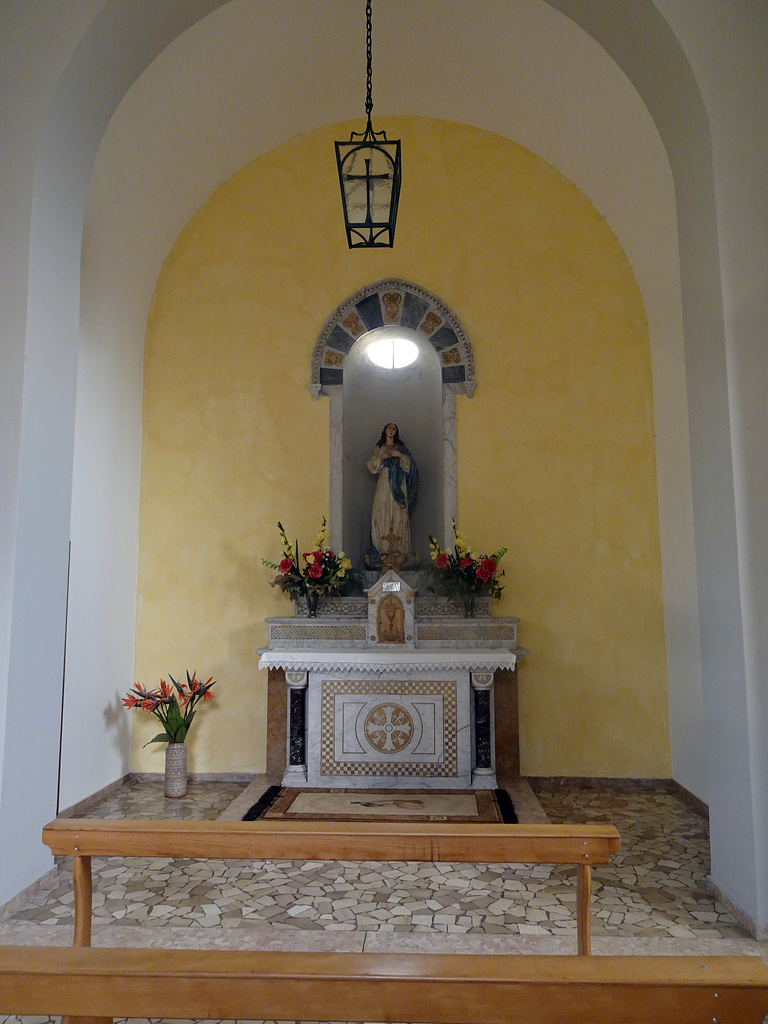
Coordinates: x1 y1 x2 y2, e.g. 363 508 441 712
428 520 507 618
263 517 355 617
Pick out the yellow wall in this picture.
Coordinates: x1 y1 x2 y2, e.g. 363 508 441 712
134 117 670 777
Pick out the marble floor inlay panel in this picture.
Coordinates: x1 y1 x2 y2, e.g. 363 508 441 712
1 776 766 1024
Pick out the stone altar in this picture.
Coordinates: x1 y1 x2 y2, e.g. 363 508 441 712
259 572 525 790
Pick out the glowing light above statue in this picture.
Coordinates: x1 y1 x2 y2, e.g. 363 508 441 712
365 334 419 369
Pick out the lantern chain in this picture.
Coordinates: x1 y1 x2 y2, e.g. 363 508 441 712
365 0 373 118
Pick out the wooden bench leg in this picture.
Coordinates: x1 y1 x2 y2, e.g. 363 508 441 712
63 854 112 1024
71 855 92 948
576 862 592 956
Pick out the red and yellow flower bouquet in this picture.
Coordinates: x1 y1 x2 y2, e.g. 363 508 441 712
263 518 354 601
428 520 507 602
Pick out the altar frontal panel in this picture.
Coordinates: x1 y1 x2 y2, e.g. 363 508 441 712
309 676 471 788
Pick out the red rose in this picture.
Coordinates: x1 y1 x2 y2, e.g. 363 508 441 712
476 557 497 582
435 552 449 569
308 562 323 578
312 550 324 562
279 557 293 573
459 557 473 571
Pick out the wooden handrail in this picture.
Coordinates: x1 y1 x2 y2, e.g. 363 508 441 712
43 817 620 956
2 946 768 1023
43 817 620 863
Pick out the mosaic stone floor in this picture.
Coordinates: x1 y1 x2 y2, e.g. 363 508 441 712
1 776 767 1024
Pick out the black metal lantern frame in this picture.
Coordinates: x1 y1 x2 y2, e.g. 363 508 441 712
335 1 401 248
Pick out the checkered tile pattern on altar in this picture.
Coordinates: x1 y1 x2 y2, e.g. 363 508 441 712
320 678 458 777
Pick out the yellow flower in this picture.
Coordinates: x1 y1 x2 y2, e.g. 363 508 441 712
306 554 315 564
341 558 353 571
314 515 328 549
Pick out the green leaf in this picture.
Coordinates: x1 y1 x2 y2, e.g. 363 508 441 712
175 723 188 743
144 732 172 747
166 702 184 734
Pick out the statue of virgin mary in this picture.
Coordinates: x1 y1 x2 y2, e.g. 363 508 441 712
366 422 418 568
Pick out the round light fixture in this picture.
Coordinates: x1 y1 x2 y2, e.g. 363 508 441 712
365 334 419 369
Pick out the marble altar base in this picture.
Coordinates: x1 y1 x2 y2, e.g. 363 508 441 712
259 649 517 790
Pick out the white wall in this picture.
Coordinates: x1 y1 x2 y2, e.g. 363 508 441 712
553 0 767 932
0 0 228 907
0 0 108 904
653 0 768 935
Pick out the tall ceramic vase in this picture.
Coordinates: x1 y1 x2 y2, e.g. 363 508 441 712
164 741 187 798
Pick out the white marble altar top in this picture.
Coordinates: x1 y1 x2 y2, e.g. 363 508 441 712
258 647 520 674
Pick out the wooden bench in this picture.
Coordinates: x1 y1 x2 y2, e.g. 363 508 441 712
43 817 621 955
2 945 768 1023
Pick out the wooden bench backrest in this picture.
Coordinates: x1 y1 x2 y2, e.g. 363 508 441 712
42 817 621 956
43 817 621 863
2 946 768 1024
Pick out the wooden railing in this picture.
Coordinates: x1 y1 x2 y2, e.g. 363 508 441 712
42 817 621 955
2 945 768 1023
9 816 765 1023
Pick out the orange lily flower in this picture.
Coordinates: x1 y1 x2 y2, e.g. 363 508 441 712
124 671 217 742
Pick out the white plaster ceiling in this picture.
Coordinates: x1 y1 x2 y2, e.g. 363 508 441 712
83 0 680 341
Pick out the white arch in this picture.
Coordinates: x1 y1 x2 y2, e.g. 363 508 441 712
0 0 230 904
75 0 699 824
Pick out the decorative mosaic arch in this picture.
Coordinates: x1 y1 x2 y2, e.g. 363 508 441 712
309 279 476 398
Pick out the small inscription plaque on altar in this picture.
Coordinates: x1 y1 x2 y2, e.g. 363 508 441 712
383 581 400 591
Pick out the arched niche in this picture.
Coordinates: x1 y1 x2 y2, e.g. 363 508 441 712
309 279 476 567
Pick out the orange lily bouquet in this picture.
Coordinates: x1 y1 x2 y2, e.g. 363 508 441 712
122 670 216 744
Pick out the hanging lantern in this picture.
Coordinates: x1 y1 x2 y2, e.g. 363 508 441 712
335 1 401 248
